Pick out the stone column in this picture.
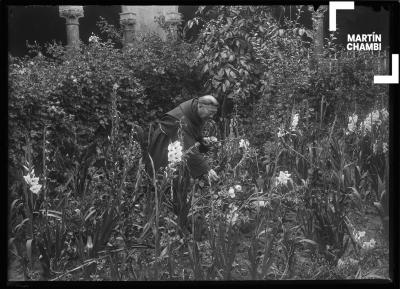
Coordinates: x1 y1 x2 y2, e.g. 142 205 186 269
312 6 328 62
120 6 137 49
165 11 182 41
59 6 84 49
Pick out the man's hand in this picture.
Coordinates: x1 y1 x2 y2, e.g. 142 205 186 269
208 169 219 185
203 136 218 146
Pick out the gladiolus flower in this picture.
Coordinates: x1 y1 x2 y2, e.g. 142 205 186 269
362 238 376 250
234 185 242 192
275 171 292 186
277 128 287 138
168 141 183 167
227 204 239 224
290 113 299 131
29 184 42 195
88 33 100 43
354 230 366 242
347 113 358 134
228 187 235 198
23 169 42 195
239 139 249 149
383 142 388 154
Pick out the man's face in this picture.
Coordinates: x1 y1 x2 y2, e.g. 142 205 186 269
198 103 218 120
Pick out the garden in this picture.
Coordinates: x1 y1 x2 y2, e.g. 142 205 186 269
8 6 390 281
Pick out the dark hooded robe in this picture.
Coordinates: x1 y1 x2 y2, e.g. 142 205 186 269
147 98 210 178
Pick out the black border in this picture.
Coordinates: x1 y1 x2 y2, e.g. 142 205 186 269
3 1 399 288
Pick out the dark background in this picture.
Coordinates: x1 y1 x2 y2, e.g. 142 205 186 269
7 5 390 57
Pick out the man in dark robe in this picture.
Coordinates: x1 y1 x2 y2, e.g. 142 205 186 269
147 95 219 233
148 95 219 180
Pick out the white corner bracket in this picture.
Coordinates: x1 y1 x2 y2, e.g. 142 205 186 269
374 54 399 84
329 1 355 31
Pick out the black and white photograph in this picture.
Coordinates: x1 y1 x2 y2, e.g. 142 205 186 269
6 3 398 282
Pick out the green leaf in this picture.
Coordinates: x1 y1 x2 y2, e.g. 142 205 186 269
380 190 386 203
202 64 209 74
26 239 33 266
85 207 97 222
160 246 169 259
349 187 361 201
8 237 16 248
298 239 318 246
10 199 21 213
15 218 30 232
40 209 63 220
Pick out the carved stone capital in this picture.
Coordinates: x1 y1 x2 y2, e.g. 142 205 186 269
120 12 136 29
59 6 84 25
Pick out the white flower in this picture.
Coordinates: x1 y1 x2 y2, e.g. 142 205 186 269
227 204 239 224
88 33 100 43
23 175 31 184
337 258 345 268
290 113 299 131
23 170 42 195
361 118 372 134
380 108 388 121
369 238 376 247
354 230 366 242
239 139 249 149
23 174 39 187
230 211 239 224
362 238 376 250
228 187 235 198
383 142 388 154
234 185 242 192
113 83 119 91
275 171 292 186
277 128 287 138
347 114 358 133
252 200 268 207
168 141 183 166
360 109 384 135
30 184 42 195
